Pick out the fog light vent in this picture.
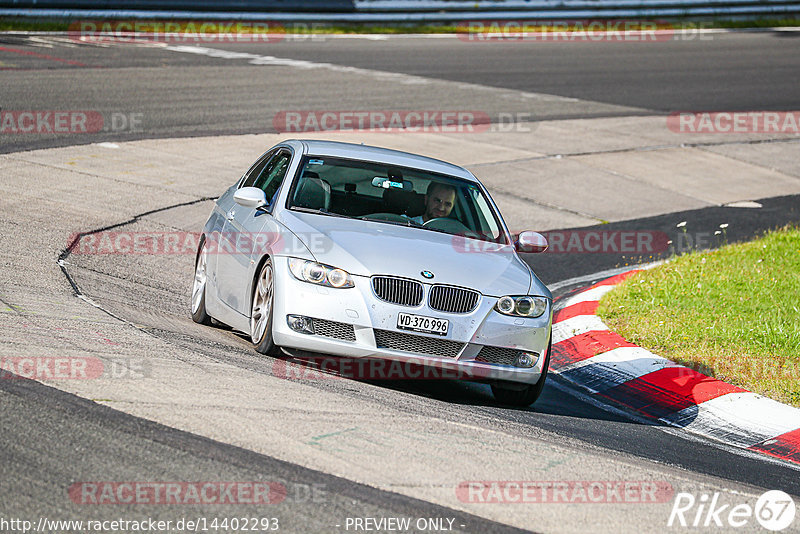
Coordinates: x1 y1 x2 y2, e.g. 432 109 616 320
514 352 538 368
287 315 314 335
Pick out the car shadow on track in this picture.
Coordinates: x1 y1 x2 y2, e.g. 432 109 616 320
270 349 649 424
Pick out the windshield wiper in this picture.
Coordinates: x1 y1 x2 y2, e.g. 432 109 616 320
291 206 328 215
291 207 358 220
361 216 418 227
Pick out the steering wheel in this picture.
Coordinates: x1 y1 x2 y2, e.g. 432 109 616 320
422 217 476 236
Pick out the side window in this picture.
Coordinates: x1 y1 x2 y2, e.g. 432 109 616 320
470 187 502 240
240 150 275 189
253 151 292 205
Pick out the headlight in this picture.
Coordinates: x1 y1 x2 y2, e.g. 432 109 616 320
497 296 515 314
495 295 548 318
288 258 354 288
326 268 350 288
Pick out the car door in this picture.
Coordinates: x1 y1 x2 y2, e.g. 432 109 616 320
216 148 293 316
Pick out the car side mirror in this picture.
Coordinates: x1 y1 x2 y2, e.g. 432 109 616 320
515 231 548 253
234 187 269 211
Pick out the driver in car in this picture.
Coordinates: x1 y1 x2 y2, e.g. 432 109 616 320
410 182 456 224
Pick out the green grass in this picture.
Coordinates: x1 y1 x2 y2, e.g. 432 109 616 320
1 17 800 34
597 225 800 407
0 18 71 32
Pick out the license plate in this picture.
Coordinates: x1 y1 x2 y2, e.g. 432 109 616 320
396 313 449 336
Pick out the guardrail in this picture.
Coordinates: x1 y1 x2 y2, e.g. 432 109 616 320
1 0 798 20
355 0 800 19
0 1 355 11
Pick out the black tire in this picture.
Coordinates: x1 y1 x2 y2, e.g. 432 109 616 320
491 339 551 407
191 239 213 325
250 257 281 356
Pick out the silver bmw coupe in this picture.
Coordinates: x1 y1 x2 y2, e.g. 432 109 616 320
192 140 552 406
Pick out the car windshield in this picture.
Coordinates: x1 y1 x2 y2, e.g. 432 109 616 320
286 155 508 244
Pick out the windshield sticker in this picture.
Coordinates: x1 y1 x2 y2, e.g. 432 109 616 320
308 159 324 166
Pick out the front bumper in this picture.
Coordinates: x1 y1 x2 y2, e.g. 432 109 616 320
271 257 552 385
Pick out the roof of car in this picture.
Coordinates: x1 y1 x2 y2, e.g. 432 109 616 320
285 139 478 182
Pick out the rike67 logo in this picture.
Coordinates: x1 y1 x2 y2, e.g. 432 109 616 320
668 490 796 531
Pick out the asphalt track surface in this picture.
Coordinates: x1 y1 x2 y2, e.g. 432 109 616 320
2 30 800 153
2 32 800 532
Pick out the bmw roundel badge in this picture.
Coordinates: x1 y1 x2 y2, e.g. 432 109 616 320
421 270 434 279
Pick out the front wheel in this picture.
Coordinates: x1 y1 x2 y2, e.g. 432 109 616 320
491 339 551 407
191 239 213 325
250 258 281 356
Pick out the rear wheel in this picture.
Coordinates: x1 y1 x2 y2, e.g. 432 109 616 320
491 339 551 407
250 258 280 355
191 240 212 325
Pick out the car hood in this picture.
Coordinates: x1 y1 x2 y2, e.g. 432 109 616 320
279 211 535 296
